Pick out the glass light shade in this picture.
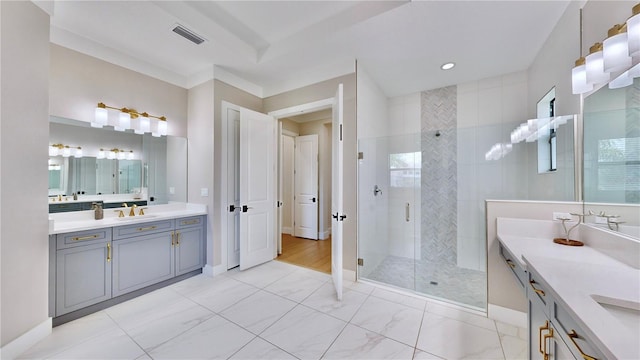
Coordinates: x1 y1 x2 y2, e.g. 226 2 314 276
117 112 130 132
158 120 168 136
628 8 640 58
151 119 161 137
571 62 593 94
107 150 116 160
62 146 71 158
630 62 640 78
127 151 134 160
609 70 633 89
49 146 59 156
140 116 151 133
74 147 83 158
117 151 126 160
603 32 632 73
97 149 106 159
585 50 610 85
93 107 108 128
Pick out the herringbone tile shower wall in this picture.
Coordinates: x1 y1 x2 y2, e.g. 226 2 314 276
420 86 458 265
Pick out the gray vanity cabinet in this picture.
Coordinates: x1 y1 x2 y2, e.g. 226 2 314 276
529 298 574 360
112 220 175 297
175 216 205 276
56 240 112 316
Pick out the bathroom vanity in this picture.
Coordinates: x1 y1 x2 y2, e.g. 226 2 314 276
497 218 640 360
48 203 207 325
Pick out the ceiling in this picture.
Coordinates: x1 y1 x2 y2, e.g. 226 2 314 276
48 1 571 98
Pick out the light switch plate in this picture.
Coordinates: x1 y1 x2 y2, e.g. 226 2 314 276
200 188 208 197
169 187 175 195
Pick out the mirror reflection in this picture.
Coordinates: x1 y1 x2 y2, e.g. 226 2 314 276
48 116 187 211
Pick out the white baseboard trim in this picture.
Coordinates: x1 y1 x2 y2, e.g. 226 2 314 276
212 264 227 276
343 269 356 282
318 229 331 240
488 304 527 328
282 227 292 235
1 317 52 360
202 264 215 277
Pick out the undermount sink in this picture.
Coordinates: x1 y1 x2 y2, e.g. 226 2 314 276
115 214 157 221
591 295 640 335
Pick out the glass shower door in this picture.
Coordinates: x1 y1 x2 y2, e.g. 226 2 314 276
358 133 420 292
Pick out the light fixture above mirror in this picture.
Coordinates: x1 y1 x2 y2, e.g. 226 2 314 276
93 102 167 137
572 2 640 94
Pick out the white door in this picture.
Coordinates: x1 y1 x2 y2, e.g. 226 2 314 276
294 134 319 240
239 107 277 270
331 84 344 300
226 108 241 269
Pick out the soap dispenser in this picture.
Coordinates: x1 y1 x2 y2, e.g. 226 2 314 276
93 203 104 220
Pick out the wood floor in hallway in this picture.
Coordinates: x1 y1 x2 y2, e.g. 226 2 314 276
277 233 331 274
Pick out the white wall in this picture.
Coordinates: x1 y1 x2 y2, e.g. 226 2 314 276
49 45 188 138
1 0 51 351
187 80 215 270
281 135 295 234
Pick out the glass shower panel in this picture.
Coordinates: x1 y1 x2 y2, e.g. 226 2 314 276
358 134 420 292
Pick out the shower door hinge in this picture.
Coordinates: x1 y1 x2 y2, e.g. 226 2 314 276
358 152 364 160
357 258 364 266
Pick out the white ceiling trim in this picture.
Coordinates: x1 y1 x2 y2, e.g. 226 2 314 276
213 66 264 98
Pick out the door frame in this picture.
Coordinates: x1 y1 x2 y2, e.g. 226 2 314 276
220 97 337 273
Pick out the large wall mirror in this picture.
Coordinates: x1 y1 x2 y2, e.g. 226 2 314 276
48 116 187 210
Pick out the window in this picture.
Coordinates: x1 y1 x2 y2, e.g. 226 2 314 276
389 152 421 187
597 137 640 191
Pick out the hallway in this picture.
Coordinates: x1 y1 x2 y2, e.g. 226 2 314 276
277 234 331 274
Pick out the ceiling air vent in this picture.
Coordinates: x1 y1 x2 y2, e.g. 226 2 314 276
172 24 205 45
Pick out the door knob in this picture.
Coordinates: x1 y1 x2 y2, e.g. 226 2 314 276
242 205 253 212
229 205 239 212
312 197 316 203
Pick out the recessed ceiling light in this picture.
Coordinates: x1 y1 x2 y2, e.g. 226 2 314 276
441 62 455 70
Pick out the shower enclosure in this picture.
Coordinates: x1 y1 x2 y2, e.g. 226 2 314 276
358 129 487 310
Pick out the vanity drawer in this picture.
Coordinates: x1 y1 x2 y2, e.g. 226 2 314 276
499 243 526 290
56 228 112 249
175 216 205 229
113 219 174 240
553 302 604 360
527 269 552 317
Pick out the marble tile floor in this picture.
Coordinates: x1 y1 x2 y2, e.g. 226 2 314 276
20 261 526 360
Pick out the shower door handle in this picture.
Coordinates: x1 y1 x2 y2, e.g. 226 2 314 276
405 203 410 222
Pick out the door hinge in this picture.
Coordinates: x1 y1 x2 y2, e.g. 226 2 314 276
357 258 364 266
358 152 364 160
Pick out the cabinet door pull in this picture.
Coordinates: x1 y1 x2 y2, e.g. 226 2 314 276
171 232 175 246
176 232 181 245
568 330 598 360
72 234 99 241
529 279 545 296
107 243 111 262
539 321 549 356
505 259 516 268
137 225 157 232
181 219 199 225
543 327 554 360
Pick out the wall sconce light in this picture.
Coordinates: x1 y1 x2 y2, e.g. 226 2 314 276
101 148 135 160
572 3 640 94
92 102 167 137
50 144 82 158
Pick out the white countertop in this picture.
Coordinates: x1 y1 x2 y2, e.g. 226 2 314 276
49 203 207 235
497 217 640 360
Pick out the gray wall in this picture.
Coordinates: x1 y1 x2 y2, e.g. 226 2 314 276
1 1 50 347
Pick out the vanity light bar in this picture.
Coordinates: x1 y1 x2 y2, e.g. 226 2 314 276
92 102 167 137
572 2 640 94
50 144 82 158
